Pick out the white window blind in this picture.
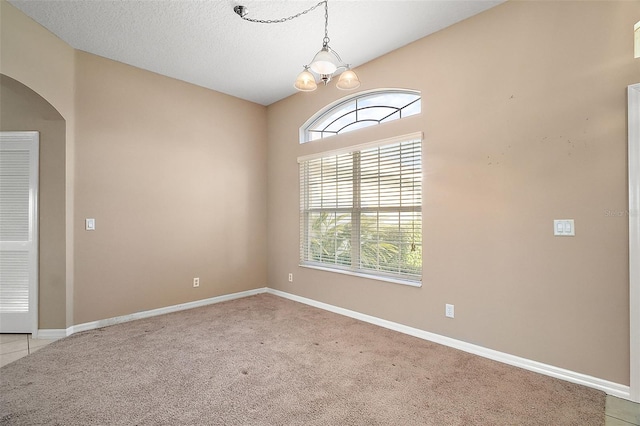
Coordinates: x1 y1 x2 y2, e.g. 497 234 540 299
299 134 422 284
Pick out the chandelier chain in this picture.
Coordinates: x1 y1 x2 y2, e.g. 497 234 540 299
239 1 326 25
323 1 330 45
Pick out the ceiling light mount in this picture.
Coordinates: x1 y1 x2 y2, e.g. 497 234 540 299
233 1 360 92
233 5 247 18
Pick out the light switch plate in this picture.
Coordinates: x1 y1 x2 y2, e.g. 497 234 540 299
85 218 95 231
553 219 574 236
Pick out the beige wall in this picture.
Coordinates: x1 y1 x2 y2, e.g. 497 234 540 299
267 0 640 385
73 52 268 324
0 75 67 329
0 1 75 116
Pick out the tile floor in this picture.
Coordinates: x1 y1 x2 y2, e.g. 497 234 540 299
1 333 639 424
607 395 640 425
0 333 56 368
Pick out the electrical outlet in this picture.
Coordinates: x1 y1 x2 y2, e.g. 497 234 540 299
445 304 454 318
193 277 200 288
288 273 293 282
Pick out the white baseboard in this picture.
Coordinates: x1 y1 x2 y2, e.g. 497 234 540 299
266 288 631 401
34 329 67 340
36 286 630 401
38 287 268 339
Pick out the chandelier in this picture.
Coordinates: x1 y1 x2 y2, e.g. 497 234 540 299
234 1 360 92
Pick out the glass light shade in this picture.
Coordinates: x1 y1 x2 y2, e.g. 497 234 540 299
294 69 318 91
336 69 361 90
310 47 339 75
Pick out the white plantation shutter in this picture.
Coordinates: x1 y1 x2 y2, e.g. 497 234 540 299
0 151 30 242
0 132 39 333
0 150 31 314
299 133 422 284
0 252 29 313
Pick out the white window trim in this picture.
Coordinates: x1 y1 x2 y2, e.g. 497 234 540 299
298 131 423 286
299 263 422 288
297 132 424 163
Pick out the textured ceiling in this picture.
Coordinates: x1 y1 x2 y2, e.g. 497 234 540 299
9 0 504 106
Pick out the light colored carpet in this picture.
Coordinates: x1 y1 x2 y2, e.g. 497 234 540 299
0 293 604 425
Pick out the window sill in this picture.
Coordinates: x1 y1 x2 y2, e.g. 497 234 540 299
299 264 422 288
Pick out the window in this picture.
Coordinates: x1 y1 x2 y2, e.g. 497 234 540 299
299 133 422 285
301 89 421 143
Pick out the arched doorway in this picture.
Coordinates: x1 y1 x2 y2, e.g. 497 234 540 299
0 74 67 334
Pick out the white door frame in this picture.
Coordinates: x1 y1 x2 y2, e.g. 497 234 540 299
629 83 640 403
0 131 39 336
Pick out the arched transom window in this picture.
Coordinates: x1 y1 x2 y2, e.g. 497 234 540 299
300 89 421 143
